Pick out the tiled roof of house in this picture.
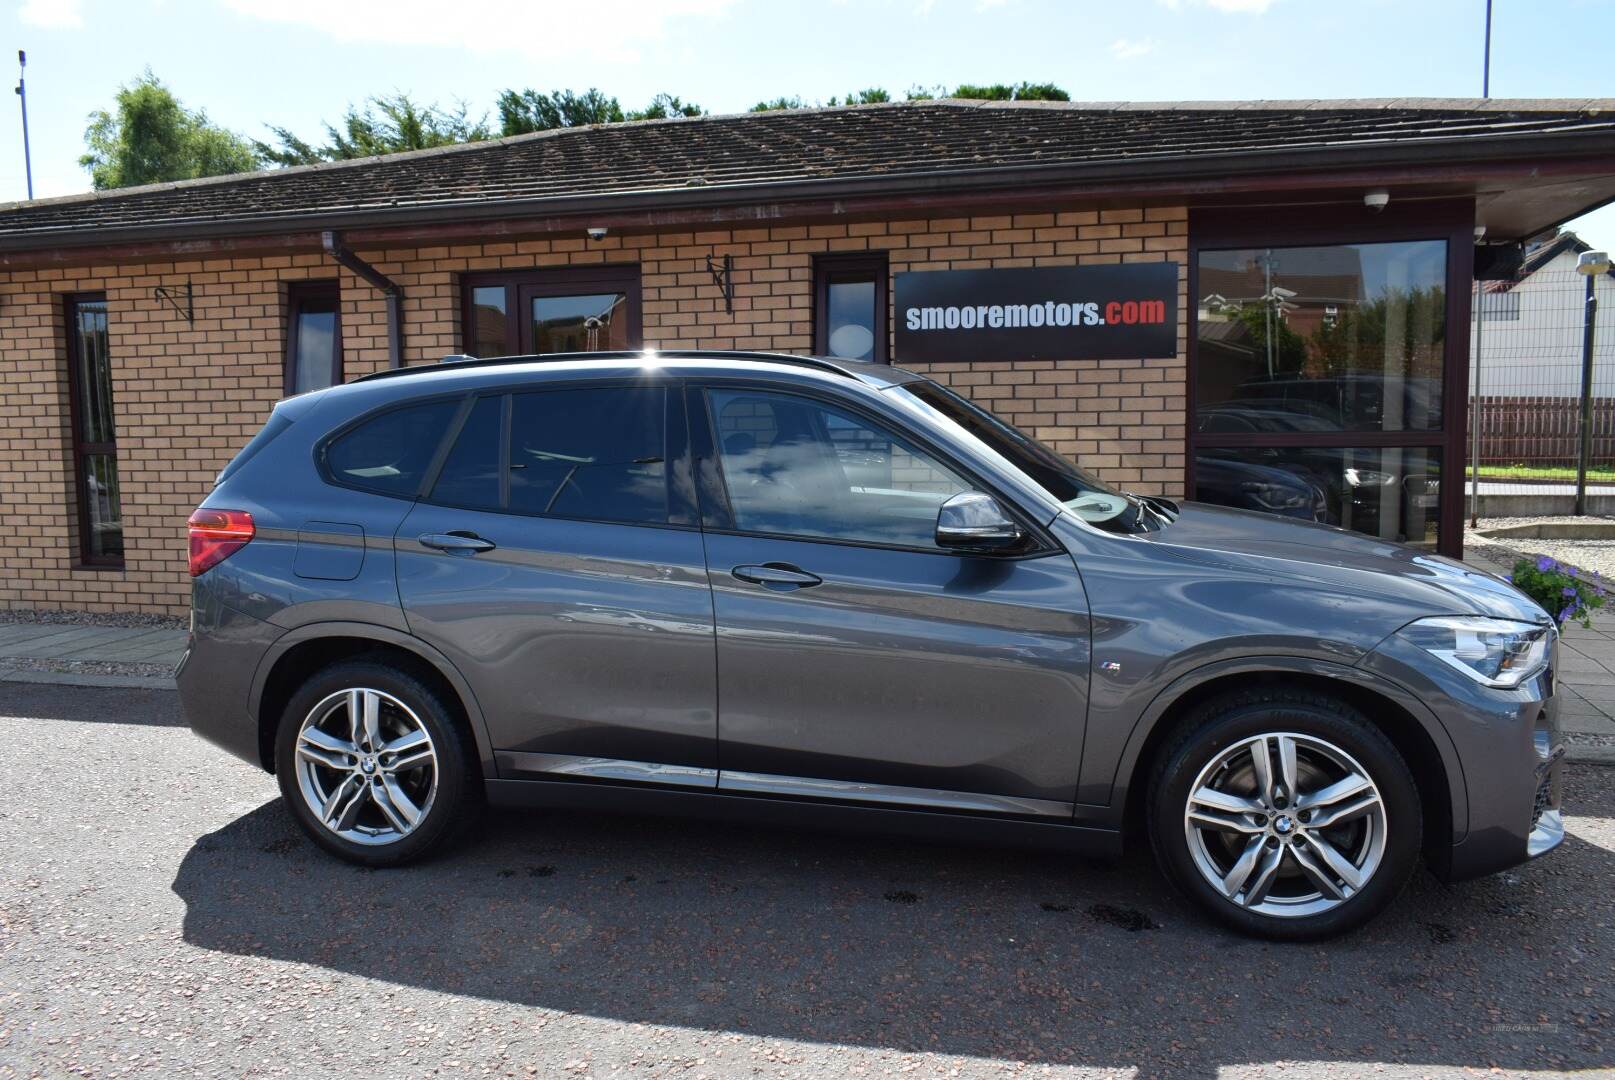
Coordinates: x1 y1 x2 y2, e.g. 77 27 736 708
3 98 1614 246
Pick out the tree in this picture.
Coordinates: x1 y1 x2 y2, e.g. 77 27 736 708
498 88 624 134
628 93 705 121
951 81 1070 102
80 71 260 190
256 93 490 164
750 95 808 113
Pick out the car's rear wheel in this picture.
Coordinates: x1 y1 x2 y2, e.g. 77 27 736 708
1147 687 1421 940
275 658 478 866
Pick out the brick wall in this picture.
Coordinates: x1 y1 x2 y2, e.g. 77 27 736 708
0 203 1187 615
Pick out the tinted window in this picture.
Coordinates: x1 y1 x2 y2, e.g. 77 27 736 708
430 396 503 510
709 389 968 549
1195 240 1446 433
507 387 667 524
325 399 459 497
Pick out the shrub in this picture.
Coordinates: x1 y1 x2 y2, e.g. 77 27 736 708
1508 556 1606 628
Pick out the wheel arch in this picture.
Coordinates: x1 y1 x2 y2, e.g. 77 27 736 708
249 621 496 779
1113 657 1466 869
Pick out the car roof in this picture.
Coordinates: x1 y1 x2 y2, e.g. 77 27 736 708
345 350 928 395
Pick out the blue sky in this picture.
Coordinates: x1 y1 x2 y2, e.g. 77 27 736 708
4 0 1614 248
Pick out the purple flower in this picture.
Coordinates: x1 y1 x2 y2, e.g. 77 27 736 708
1505 574 1514 582
1559 604 1576 623
1564 586 1579 598
1537 555 1557 573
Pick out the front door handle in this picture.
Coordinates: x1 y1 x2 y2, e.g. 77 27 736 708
731 563 822 590
419 531 496 554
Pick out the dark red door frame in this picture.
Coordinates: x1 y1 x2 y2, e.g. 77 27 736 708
1186 200 1476 557
460 265 643 356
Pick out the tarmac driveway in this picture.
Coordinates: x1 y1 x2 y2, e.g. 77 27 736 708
0 683 1610 1078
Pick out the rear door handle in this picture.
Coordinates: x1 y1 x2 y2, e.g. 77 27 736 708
419 532 496 554
731 563 822 590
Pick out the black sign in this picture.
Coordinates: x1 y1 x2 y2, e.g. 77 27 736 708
894 263 1179 363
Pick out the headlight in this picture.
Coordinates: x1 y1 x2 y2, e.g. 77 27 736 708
1240 480 1310 510
1345 467 1396 487
1398 616 1552 688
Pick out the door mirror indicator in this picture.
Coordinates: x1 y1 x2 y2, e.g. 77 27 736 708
935 492 1024 552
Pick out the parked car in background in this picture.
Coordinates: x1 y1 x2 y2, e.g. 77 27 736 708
180 351 1563 940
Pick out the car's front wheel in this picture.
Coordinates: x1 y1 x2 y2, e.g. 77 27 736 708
1148 687 1421 940
274 658 478 867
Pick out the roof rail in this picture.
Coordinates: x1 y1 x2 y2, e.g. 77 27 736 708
352 349 863 384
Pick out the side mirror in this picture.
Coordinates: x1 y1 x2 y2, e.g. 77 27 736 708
936 492 1024 553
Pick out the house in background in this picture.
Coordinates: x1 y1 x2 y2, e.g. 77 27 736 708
1470 230 1615 473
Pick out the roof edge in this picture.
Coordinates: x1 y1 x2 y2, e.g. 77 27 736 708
4 96 1613 217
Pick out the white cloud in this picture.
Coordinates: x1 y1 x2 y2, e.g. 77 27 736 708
17 0 84 29
1109 36 1156 60
220 0 739 62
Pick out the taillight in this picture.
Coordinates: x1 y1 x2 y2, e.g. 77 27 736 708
188 508 255 577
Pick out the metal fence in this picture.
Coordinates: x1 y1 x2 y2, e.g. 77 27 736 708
1469 265 1615 510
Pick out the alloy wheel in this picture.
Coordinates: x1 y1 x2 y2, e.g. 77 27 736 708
293 687 439 846
1182 731 1387 918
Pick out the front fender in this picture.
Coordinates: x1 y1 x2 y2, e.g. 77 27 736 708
247 620 498 779
1077 654 1469 842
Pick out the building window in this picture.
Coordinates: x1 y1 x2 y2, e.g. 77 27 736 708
286 282 342 394
1192 237 1450 549
65 293 123 567
814 253 888 362
460 267 642 357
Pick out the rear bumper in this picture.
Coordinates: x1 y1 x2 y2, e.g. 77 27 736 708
176 586 285 770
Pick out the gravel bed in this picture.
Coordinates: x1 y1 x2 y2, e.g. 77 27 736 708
1466 518 1615 580
0 656 177 679
0 607 185 631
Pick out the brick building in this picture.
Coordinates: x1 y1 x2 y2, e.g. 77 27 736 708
2 98 1614 615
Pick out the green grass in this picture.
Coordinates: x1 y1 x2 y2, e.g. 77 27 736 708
1468 465 1615 483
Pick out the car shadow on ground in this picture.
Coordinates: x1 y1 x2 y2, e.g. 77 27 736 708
173 771 1614 1078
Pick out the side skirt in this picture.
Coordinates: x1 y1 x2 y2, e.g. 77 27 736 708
484 777 1124 857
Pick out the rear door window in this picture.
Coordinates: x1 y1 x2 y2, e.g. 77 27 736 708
324 399 459 497
506 387 668 524
429 395 504 511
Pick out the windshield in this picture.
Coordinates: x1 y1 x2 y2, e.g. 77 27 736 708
898 380 1167 532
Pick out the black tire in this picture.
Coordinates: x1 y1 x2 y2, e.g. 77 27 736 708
1146 686 1421 941
274 657 481 867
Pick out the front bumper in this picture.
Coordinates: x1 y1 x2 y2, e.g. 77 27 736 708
1360 628 1565 882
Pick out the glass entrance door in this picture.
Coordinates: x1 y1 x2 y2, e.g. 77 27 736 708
1191 236 1456 552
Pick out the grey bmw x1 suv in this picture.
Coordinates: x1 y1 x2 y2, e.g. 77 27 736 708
179 350 1564 939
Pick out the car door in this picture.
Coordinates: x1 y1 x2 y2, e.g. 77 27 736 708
692 383 1092 816
395 380 719 787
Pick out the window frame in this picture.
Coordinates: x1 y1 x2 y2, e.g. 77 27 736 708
688 380 1055 558
812 252 889 363
284 280 343 395
1186 201 1475 557
64 291 122 569
459 266 643 357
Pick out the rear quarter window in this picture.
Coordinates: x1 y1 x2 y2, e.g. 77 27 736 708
323 398 460 498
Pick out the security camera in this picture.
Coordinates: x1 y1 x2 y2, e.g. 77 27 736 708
1364 190 1390 213
586 226 609 241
